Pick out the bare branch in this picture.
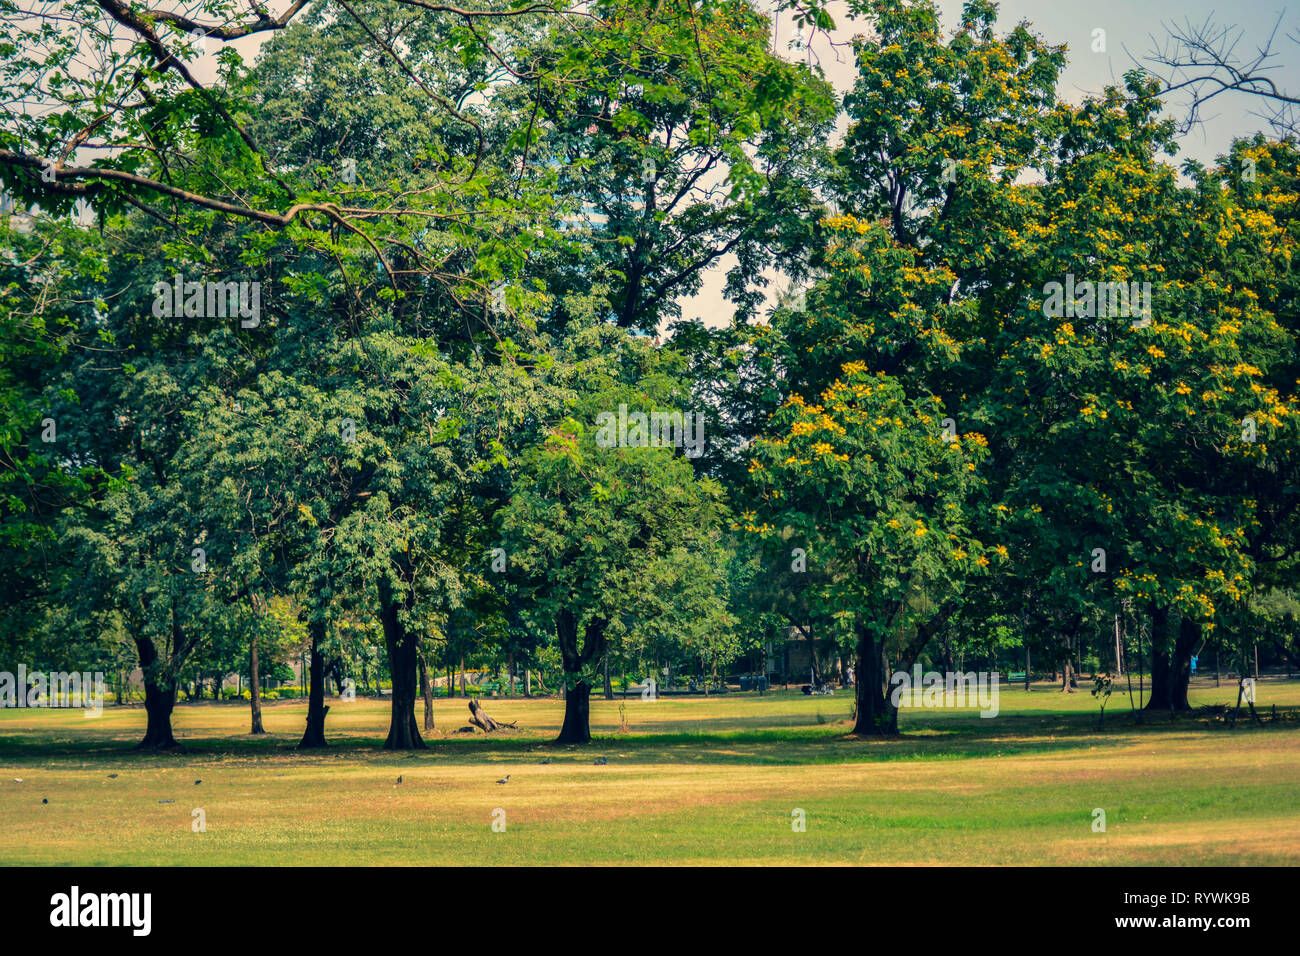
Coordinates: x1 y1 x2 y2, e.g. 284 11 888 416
1143 13 1300 137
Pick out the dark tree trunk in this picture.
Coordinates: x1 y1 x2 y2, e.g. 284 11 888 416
603 655 613 700
299 618 329 748
246 629 265 733
558 681 591 743
134 636 179 750
378 578 426 750
851 620 897 736
554 610 605 744
1145 610 1195 713
419 652 435 732
850 602 953 737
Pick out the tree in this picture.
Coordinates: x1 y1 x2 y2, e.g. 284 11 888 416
501 326 730 742
748 356 988 734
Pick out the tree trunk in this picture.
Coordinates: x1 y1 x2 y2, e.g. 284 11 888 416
1145 609 1195 713
377 578 426 750
1060 656 1076 692
1114 613 1123 676
525 668 532 698
851 618 897 736
299 618 329 748
603 655 613 700
134 636 179 749
554 610 605 744
419 652 435 732
558 680 591 743
248 630 265 734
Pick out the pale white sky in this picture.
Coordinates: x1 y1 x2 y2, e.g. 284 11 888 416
677 0 1300 329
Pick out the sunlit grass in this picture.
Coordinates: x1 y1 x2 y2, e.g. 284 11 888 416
2 678 1297 864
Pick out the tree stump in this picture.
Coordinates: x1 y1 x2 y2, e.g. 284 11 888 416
467 698 515 731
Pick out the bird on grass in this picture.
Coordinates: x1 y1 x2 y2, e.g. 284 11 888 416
107 774 118 779
396 775 403 785
594 756 607 765
12 778 21 783
496 774 510 785
539 757 551 765
194 779 201 785
42 798 48 804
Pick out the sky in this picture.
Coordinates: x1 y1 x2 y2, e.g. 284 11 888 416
676 0 1300 329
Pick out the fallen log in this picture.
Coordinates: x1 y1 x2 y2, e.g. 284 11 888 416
467 698 517 731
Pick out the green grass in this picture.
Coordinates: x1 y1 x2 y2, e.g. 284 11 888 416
2 678 1298 865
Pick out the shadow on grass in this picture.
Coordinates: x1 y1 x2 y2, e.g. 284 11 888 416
3 703 1295 768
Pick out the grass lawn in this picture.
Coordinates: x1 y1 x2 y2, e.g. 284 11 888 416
2 678 1298 865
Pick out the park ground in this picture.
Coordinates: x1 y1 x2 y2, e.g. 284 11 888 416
2 679 1298 865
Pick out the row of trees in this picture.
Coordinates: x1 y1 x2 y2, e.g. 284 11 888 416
1 0 1296 748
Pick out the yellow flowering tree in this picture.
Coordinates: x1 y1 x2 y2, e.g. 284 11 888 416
747 366 988 734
